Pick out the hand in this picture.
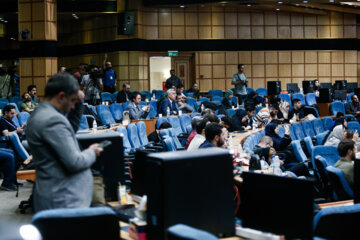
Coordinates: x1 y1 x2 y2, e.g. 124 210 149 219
354 131 359 141
245 125 251 130
77 90 85 103
21 124 27 129
284 125 290 135
89 143 103 157
17 128 24 134
146 105 150 112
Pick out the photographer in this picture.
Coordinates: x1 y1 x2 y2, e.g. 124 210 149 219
81 65 103 105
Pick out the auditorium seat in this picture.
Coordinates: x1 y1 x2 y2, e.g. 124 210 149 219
185 98 198 112
277 125 285 137
211 96 222 102
18 112 31 126
315 131 329 145
101 92 112 103
199 97 209 102
231 96 238 106
78 115 90 130
8 103 19 113
326 166 354 201
116 125 134 153
9 96 21 103
191 113 201 119
208 89 223 98
246 88 254 94
347 92 354 102
311 145 340 168
322 117 333 130
292 93 305 105
185 92 194 98
288 124 297 140
305 93 317 106
156 117 169 129
149 100 158 112
278 93 291 105
302 121 315 138
163 136 176 152
168 116 184 136
109 103 123 122
255 88 267 97
330 101 345 116
226 109 236 118
97 104 115 126
0 98 8 103
122 102 130 110
303 136 314 156
155 90 166 100
291 140 308 162
312 119 325 135
179 115 192 134
292 122 305 140
127 123 143 149
347 121 360 133
140 91 151 100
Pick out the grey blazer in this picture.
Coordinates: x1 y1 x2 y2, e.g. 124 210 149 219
26 102 96 212
125 102 149 120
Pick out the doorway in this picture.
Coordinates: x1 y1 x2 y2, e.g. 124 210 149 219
149 56 171 91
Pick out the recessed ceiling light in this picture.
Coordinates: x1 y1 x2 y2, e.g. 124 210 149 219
247 4 251 6
276 8 280 11
295 3 300 6
329 0 334 2
4 20 7 23
303 0 308 3
278 1 283 4
180 5 185 8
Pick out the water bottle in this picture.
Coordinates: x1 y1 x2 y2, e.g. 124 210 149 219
152 93 155 100
167 107 170 117
252 121 257 131
228 135 233 147
93 120 97 132
201 104 205 113
271 155 282 175
265 97 268 108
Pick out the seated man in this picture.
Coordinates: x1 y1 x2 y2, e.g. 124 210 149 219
199 122 227 149
334 139 355 188
187 83 200 99
0 148 16 191
253 136 276 164
27 84 38 104
176 84 189 100
346 94 360 122
0 105 25 138
147 122 172 144
288 98 305 122
187 118 208 151
125 91 150 120
176 95 193 113
159 88 178 116
21 92 37 113
185 117 202 149
117 83 130 103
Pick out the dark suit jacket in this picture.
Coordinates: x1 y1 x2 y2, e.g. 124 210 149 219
159 97 178 116
346 102 360 115
116 90 129 103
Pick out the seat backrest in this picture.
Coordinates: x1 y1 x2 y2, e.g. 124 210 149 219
88 105 97 115
315 131 329 145
12 115 20 128
199 97 209 102
109 103 123 121
0 98 9 103
208 89 223 98
291 140 308 162
211 96 222 102
288 124 297 140
303 136 314 155
347 92 354 102
277 125 285 138
163 136 176 152
347 121 360 133
17 112 31 126
330 101 345 116
191 113 201 119
155 90 166 100
79 115 90 130
292 122 305 140
116 126 132 151
322 117 333 130
156 117 169 129
231 96 238 106
140 91 152 100
8 132 29 161
136 121 148 146
302 121 315 138
313 203 360 239
111 92 118 102
312 145 340 169
179 115 191 133
127 123 142 148
246 87 254 94
278 93 291 105
122 101 130 110
314 155 333 199
168 116 183 136
97 105 115 126
159 129 169 139
168 128 182 148
32 206 120 240
255 88 267 97
292 93 305 105
101 92 112 102
326 166 354 201
312 119 325 135
185 92 194 98
9 96 21 103
305 93 317 106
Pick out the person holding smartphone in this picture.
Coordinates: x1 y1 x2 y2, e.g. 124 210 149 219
0 105 25 137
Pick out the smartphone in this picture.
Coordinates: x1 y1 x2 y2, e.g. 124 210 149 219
98 140 112 148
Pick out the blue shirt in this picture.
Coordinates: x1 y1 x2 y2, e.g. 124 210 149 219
199 140 216 149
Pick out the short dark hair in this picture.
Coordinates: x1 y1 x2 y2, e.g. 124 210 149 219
203 114 220 123
344 129 354 139
238 64 244 69
205 123 224 141
131 91 141 102
159 122 171 129
44 73 79 99
27 85 36 92
338 139 354 157
191 117 202 130
246 106 255 113
201 108 214 116
336 112 345 118
196 118 208 133
221 116 232 127
3 104 15 113
291 98 300 106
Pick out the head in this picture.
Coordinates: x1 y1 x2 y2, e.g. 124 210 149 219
196 118 209 135
170 69 175 76
265 122 279 137
344 129 354 140
279 101 290 113
58 66 66 73
176 94 184 103
105 61 112 69
191 117 202 132
338 139 355 161
3 105 16 120
44 73 80 113
22 92 32 102
221 116 232 129
204 122 227 147
131 91 142 105
336 112 345 118
246 106 255 118
225 89 233 100
27 85 37 97
192 83 199 91
315 80 319 87
292 99 301 110
201 108 214 116
159 122 172 130
176 84 184 94
238 64 245 73
351 94 359 103
269 105 279 116
123 83 130 93
202 114 220 123
167 88 177 101
258 136 274 148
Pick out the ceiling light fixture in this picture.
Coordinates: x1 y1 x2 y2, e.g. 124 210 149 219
295 3 300 6
276 8 280 11
329 0 334 2
247 4 251 6
303 0 308 3
278 1 283 4
180 5 185 8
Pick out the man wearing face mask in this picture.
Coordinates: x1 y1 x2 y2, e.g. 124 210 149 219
103 61 116 93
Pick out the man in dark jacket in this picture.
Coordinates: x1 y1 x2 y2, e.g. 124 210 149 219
346 94 360 122
116 83 130 103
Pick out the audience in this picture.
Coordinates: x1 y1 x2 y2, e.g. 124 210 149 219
346 94 360 122
335 139 355 188
126 91 150 120
117 83 131 103
159 88 178 116
0 148 16 191
222 89 236 109
176 95 193 113
148 122 172 144
21 92 37 113
187 83 200 99
221 116 233 132
199 122 227 149
253 136 276 164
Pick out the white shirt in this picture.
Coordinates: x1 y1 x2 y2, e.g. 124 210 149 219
187 134 206 151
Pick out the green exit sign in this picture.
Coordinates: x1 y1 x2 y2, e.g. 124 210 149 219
168 50 178 56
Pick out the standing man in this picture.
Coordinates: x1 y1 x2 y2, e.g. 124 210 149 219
165 69 181 90
103 61 116 93
159 88 178 116
126 91 150 120
27 85 38 104
232 64 248 105
117 83 131 103
26 73 103 212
